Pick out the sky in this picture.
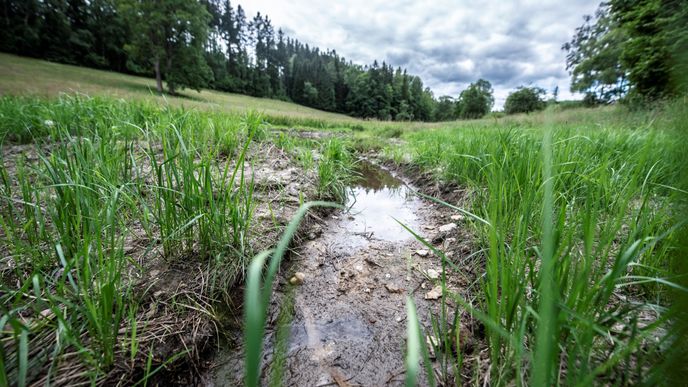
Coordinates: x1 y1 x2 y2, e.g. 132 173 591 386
239 0 601 110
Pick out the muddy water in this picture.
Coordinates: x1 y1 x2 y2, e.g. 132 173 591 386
211 161 442 386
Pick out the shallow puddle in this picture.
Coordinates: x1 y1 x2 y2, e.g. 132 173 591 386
209 160 432 386
337 160 421 245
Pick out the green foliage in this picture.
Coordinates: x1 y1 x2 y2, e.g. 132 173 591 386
456 79 494 119
504 86 546 114
564 0 688 101
434 96 457 121
120 0 213 94
0 0 129 71
0 95 268 384
563 3 628 102
390 102 684 384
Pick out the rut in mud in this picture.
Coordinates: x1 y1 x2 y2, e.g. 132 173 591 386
211 161 471 386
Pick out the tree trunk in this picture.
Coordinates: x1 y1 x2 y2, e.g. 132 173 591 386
154 58 163 94
166 57 175 95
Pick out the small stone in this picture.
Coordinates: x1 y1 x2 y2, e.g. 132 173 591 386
355 265 364 272
308 232 317 240
385 283 404 293
438 223 457 233
415 249 429 257
289 272 305 285
332 215 339 220
426 268 441 280
421 282 427 289
364 288 371 293
395 316 404 323
385 273 391 279
424 285 443 300
450 214 464 221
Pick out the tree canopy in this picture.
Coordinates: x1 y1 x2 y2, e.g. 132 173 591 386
121 0 213 94
563 0 688 102
456 79 494 119
504 87 546 115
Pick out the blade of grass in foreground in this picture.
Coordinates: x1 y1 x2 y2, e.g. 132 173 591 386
244 201 342 387
405 296 436 387
533 126 558 386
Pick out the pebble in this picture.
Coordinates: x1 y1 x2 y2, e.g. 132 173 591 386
415 249 429 257
438 223 457 233
450 214 464 221
385 283 404 293
289 272 305 285
424 285 443 300
426 268 441 280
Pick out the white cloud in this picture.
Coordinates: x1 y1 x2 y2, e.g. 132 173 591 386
238 0 600 109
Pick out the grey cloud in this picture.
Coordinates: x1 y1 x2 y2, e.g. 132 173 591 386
240 0 600 107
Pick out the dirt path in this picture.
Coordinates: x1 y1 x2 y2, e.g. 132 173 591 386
211 161 462 386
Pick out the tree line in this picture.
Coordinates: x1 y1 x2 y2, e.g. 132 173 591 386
0 0 509 121
563 0 688 104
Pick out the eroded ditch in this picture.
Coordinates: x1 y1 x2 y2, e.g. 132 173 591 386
210 160 464 386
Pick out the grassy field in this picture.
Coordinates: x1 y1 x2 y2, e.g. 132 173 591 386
0 95 355 385
1 55 686 385
379 102 688 384
0 53 360 128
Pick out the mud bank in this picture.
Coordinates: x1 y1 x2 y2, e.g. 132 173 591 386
209 160 476 386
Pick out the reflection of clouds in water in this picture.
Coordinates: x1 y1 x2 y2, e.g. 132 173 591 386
344 163 420 242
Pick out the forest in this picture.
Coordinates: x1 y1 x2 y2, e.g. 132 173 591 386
2 1 686 121
0 0 442 120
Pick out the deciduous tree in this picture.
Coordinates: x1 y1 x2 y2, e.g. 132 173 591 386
120 0 213 94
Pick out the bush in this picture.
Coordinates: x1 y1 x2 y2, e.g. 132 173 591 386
504 86 546 114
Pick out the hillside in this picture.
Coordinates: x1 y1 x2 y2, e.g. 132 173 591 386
0 53 358 126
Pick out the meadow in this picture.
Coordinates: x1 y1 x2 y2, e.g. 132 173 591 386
1 55 686 386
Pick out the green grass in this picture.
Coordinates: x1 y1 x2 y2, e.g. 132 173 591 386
388 100 687 384
1 55 686 385
0 94 357 385
0 53 634 135
0 53 359 129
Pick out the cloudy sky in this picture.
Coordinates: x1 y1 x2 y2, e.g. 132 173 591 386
239 0 600 109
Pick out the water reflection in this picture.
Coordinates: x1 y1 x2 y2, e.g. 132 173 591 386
343 161 419 242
